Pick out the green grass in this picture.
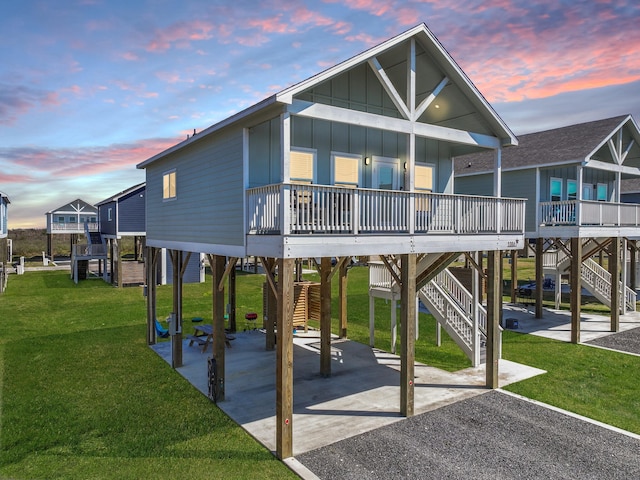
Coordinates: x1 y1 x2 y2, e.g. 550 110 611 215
2 265 640 478
0 271 296 480
502 331 640 433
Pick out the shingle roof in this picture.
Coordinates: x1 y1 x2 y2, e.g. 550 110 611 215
454 115 629 175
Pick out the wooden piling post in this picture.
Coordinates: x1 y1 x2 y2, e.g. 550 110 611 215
400 253 416 417
276 258 294 459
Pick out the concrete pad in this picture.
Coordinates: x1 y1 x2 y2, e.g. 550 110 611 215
150 329 544 456
502 303 640 343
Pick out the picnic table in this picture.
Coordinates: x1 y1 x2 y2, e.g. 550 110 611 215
187 323 235 352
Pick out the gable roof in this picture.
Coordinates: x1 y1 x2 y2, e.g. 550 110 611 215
138 23 516 169
455 115 639 176
96 182 145 206
46 198 97 215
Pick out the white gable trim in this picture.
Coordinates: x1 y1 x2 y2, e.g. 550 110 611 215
288 100 500 149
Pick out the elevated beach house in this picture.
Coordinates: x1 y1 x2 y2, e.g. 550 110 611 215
0 191 10 293
455 115 640 342
137 23 526 458
96 182 203 287
45 198 98 258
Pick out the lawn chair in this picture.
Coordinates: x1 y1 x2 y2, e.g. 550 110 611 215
155 318 169 338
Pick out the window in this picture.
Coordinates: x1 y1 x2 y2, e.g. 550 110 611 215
69 216 77 223
583 184 594 200
597 183 608 201
290 149 315 184
163 170 177 200
567 180 577 200
57 216 65 223
550 178 562 201
108 208 112 221
332 154 360 187
415 164 434 212
415 165 434 192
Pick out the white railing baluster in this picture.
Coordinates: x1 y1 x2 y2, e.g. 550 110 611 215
247 183 525 235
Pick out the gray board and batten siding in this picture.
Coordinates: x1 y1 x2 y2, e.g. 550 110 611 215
145 127 245 254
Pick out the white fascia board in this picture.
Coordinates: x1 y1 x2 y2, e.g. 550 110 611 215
455 158 583 177
289 100 500 149
137 96 278 169
588 115 632 159
585 159 640 176
145 238 246 257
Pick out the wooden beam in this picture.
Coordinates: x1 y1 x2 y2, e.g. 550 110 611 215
368 57 411 119
217 256 239 292
414 76 448 120
329 256 349 282
171 250 183 368
486 250 501 389
260 256 278 297
535 238 544 319
570 237 582 344
510 250 518 304
609 238 620 332
179 251 192 278
462 252 487 278
630 240 637 291
212 254 226 401
416 252 460 290
228 264 237 333
320 257 332 377
145 246 157 345
380 255 402 287
260 257 277 351
339 259 348 339
400 253 416 417
276 258 295 460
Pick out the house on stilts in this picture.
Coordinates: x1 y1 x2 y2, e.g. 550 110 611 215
93 182 204 287
0 191 10 293
137 23 526 459
455 115 640 344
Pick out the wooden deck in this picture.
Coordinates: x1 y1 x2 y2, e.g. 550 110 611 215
120 260 145 286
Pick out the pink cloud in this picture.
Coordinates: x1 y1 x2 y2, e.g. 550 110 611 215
0 85 62 125
121 51 139 61
145 20 217 52
0 172 34 183
3 138 182 178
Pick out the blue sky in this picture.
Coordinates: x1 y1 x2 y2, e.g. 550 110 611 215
2 0 640 227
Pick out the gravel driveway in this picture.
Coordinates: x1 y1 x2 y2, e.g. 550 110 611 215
585 326 640 354
297 390 640 479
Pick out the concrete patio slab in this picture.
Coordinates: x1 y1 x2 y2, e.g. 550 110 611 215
502 303 640 343
150 329 545 456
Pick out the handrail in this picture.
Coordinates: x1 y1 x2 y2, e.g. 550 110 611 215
248 183 526 235
540 200 640 227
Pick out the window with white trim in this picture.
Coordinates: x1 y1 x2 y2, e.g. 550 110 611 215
332 153 360 188
163 170 176 200
290 149 315 184
550 177 562 201
567 180 577 200
597 183 607 201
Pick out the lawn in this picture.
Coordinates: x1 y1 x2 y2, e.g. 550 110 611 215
2 265 639 479
0 271 297 480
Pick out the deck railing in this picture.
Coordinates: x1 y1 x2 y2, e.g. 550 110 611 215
72 243 107 258
51 222 99 232
247 183 526 235
540 200 640 227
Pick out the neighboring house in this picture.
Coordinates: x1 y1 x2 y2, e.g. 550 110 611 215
45 198 98 257
96 182 203 287
0 191 8 239
137 23 526 458
455 115 640 340
1 191 10 293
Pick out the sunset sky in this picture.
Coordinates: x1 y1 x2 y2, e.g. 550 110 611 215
2 0 640 228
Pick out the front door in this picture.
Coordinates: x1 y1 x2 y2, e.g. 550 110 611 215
371 156 401 230
372 156 400 190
